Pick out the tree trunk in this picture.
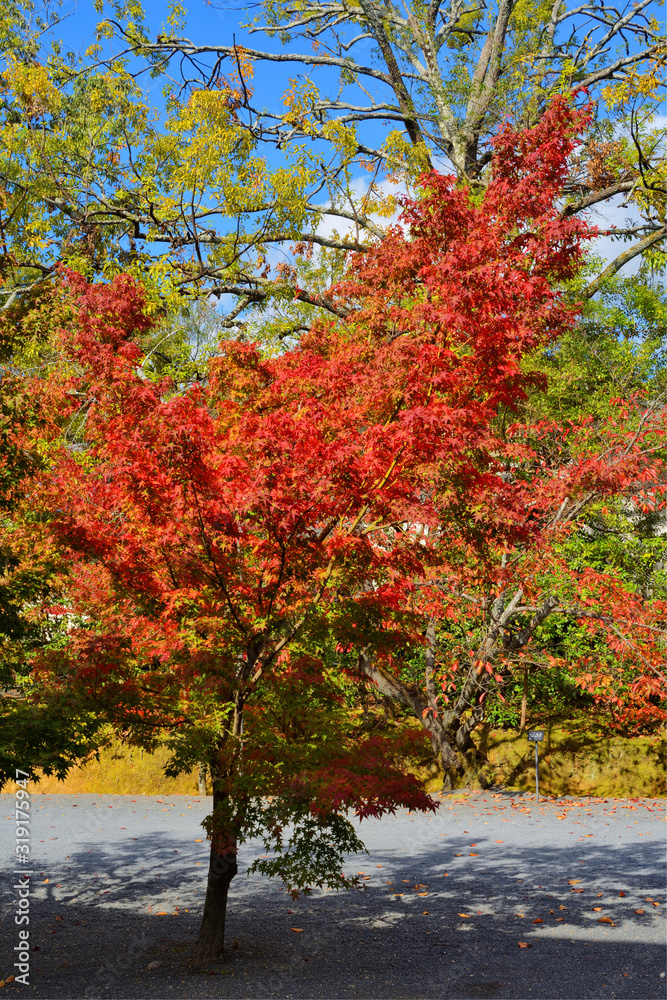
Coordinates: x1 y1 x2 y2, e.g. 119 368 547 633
194 786 238 964
520 666 527 733
198 764 208 796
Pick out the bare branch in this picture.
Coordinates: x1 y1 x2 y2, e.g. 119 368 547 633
582 226 667 299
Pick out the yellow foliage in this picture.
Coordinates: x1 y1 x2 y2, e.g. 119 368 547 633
602 48 667 109
321 120 358 158
2 58 61 116
282 77 319 132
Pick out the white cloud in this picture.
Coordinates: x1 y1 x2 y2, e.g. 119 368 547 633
584 194 647 277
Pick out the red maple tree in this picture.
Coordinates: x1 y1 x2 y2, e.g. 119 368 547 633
17 96 665 963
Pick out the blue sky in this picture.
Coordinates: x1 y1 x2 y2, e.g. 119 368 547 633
55 0 657 274
64 1 336 115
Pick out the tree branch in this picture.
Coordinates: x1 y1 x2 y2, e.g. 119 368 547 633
582 226 667 299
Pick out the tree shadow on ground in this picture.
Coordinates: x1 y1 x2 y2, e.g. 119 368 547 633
0 819 664 999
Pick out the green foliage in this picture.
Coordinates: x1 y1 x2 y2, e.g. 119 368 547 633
244 809 366 898
485 667 591 729
528 265 667 425
0 698 104 784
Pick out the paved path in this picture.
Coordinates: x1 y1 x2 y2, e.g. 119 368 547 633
0 790 665 999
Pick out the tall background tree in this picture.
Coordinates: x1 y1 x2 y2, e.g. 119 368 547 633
0 0 663 329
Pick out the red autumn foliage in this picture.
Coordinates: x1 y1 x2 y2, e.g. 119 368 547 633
15 96 665 961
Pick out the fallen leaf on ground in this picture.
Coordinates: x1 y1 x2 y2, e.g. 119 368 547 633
618 891 626 897
194 839 203 843
597 917 616 925
568 879 582 885
592 907 602 911
532 918 543 923
495 840 504 843
652 901 660 907
457 913 470 918
422 911 430 915
596 893 603 898
635 909 645 915
518 942 531 949
559 905 567 911
417 892 428 897
571 888 584 893
555 917 564 922
290 928 304 932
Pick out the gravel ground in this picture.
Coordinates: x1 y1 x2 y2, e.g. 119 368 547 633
0 789 665 1000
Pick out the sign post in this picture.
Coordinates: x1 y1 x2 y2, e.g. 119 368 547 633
527 730 545 800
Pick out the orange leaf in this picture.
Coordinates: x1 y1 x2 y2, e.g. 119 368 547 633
652 901 660 907
568 879 582 885
422 910 430 915
555 917 564 922
592 907 602 912
532 918 543 923
417 892 428 897
194 839 203 843
635 909 645 915
517 941 531 949
290 928 304 932
597 917 616 925
618 891 626 897
457 913 470 918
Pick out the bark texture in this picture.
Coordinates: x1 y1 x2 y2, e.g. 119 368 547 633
194 787 238 964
